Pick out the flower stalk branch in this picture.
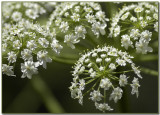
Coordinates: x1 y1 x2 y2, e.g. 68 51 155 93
31 76 65 113
141 67 158 76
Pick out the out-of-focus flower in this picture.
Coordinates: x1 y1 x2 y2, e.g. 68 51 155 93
109 2 158 54
2 2 46 22
47 2 109 49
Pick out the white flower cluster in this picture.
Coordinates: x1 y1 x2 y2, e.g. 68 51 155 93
2 19 63 79
69 46 142 112
109 2 158 54
2 2 46 22
47 2 109 49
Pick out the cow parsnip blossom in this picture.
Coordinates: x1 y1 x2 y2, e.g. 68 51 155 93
2 2 46 23
109 2 158 54
2 19 63 78
47 2 109 49
69 46 142 112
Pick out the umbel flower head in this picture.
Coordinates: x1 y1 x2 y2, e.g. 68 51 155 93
109 2 158 54
2 19 63 79
69 46 142 112
47 2 109 49
2 2 47 23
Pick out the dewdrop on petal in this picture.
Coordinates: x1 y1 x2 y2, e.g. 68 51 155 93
69 46 142 112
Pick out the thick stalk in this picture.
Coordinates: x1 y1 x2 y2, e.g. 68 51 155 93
51 55 76 65
141 68 158 76
31 76 65 113
134 54 158 62
4 82 41 113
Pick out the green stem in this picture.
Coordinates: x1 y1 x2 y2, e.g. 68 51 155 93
111 70 134 74
83 78 100 96
134 54 158 62
108 75 119 81
31 76 65 113
83 76 93 80
86 77 97 85
51 55 76 65
4 82 41 113
141 68 158 76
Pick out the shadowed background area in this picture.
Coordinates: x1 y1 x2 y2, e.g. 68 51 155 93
2 60 158 113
